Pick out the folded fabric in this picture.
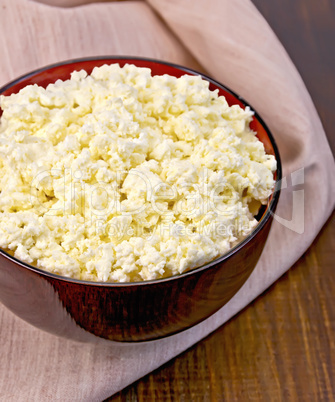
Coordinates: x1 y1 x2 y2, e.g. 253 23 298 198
0 0 334 400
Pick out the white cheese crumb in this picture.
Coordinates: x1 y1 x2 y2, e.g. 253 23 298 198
0 64 276 282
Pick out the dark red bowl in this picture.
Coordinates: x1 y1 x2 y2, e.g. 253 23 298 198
0 57 281 342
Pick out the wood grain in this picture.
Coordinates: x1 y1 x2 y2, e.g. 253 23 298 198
252 0 335 156
109 0 335 400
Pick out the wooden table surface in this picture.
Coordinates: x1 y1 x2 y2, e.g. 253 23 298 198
110 1 335 400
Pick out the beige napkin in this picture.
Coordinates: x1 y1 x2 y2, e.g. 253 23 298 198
0 0 334 400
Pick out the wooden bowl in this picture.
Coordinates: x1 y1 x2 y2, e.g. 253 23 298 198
0 57 281 342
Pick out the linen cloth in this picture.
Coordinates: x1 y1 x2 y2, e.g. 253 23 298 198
0 0 334 400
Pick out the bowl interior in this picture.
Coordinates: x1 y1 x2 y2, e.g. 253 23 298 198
0 57 281 286
0 57 278 159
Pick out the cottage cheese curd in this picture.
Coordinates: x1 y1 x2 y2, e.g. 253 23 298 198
0 64 276 282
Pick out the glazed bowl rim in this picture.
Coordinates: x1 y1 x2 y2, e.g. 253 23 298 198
0 55 282 287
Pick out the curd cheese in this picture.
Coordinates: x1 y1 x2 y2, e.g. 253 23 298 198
0 64 276 282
